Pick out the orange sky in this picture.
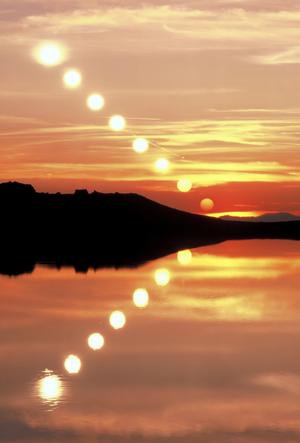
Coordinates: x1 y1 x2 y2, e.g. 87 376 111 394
1 0 300 214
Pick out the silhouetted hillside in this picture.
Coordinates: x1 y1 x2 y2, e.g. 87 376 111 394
0 181 299 276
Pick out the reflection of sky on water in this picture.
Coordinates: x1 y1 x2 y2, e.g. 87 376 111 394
1 240 300 442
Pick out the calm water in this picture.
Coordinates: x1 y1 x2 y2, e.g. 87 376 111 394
1 239 300 442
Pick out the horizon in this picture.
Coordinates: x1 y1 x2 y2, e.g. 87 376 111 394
1 1 300 216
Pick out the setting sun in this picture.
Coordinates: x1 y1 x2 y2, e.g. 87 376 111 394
64 354 81 374
154 268 171 286
177 178 192 193
63 69 82 89
133 138 149 153
133 288 149 308
109 115 126 131
87 332 105 350
86 94 105 111
33 42 67 67
200 198 215 212
109 310 126 329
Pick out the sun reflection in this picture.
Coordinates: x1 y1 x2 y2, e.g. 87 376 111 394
64 354 81 374
88 332 105 350
133 138 149 153
109 310 126 329
37 370 63 404
109 115 126 131
63 69 82 89
177 249 193 265
33 42 67 67
154 158 170 173
86 93 105 111
177 178 192 193
154 268 171 286
200 198 215 212
133 288 149 308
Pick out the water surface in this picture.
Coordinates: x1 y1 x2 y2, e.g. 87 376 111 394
1 240 300 442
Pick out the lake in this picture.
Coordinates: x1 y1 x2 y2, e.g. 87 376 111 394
1 239 300 442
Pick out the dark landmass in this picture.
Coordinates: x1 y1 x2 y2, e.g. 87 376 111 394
0 181 300 276
221 213 300 223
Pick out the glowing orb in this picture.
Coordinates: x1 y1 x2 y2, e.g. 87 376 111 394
87 94 105 111
109 310 126 329
109 115 126 131
177 249 193 265
200 198 215 212
133 288 149 308
154 268 170 286
154 158 169 173
33 42 66 67
64 354 81 374
63 69 82 89
177 178 192 193
133 138 149 154
37 372 63 402
87 333 105 351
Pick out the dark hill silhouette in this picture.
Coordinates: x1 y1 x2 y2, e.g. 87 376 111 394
0 181 299 276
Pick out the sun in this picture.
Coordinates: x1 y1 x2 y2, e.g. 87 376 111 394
154 268 171 286
87 333 105 350
33 42 67 67
87 94 105 111
154 158 170 173
64 354 82 374
133 138 149 153
109 115 126 131
109 310 126 329
177 178 192 193
63 69 82 89
133 288 149 308
200 198 215 212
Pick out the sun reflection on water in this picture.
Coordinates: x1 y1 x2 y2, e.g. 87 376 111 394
36 370 65 408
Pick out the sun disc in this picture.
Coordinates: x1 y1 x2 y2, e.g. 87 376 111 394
63 69 82 89
133 138 149 153
33 42 67 67
177 178 192 193
64 354 81 374
109 115 126 131
87 94 105 111
200 198 215 212
154 158 170 173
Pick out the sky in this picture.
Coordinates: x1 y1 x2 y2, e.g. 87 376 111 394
1 0 300 215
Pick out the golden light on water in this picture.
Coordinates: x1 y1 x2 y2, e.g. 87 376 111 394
200 198 215 212
133 288 149 308
37 371 63 403
177 249 193 265
87 332 105 351
87 93 105 111
64 354 81 374
177 178 192 193
133 138 149 153
109 310 126 329
154 158 170 173
63 69 82 89
109 115 126 131
33 42 67 67
154 268 171 286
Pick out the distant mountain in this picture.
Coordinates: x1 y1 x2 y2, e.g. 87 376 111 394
221 213 300 223
0 181 299 276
